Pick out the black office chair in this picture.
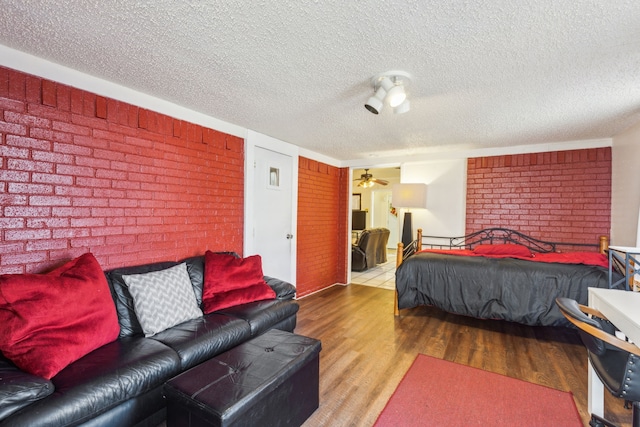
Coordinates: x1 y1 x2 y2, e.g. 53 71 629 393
556 297 640 427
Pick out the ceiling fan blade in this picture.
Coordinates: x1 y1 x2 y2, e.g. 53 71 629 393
371 178 388 185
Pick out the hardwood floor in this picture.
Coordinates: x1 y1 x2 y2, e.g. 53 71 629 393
296 284 632 427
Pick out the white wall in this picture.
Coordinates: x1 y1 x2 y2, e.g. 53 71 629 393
371 189 400 247
612 122 640 246
399 159 467 244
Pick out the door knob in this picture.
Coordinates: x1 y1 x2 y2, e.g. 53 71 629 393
286 234 294 240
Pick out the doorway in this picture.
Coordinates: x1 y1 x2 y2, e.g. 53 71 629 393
351 167 401 265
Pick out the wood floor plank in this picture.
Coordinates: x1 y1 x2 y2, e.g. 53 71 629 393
296 284 633 427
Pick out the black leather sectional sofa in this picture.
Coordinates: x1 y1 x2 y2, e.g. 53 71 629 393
0 254 299 426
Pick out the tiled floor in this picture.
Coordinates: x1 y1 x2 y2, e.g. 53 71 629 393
350 249 396 290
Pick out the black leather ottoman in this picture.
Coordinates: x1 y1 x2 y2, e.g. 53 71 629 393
163 329 321 427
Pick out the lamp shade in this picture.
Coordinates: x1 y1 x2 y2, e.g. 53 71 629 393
392 183 427 208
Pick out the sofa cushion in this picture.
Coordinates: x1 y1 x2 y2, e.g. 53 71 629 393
217 299 300 336
0 253 120 379
122 263 203 337
3 337 181 427
0 356 54 421
106 260 180 337
150 313 252 370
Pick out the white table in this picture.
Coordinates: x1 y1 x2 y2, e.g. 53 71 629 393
587 288 640 417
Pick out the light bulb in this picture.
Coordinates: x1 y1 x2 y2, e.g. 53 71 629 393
386 85 406 107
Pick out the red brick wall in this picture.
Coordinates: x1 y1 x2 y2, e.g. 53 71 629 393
0 66 244 274
296 157 349 297
466 148 611 248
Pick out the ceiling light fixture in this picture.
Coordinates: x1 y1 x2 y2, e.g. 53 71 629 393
364 71 411 115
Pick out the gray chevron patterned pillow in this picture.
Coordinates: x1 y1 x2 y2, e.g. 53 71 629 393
122 262 203 337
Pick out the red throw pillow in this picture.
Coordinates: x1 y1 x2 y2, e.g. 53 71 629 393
203 284 276 313
0 253 120 379
202 252 276 314
204 252 267 293
473 244 533 258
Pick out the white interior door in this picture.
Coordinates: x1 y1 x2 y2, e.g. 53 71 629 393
250 145 294 281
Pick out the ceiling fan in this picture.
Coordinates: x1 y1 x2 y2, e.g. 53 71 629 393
355 169 389 188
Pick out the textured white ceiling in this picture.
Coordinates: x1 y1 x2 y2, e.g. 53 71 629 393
1 1 639 161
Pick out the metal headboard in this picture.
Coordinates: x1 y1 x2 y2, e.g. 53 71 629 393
424 228 558 252
422 227 602 252
399 227 606 264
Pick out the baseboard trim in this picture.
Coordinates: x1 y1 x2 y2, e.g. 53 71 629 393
295 283 348 299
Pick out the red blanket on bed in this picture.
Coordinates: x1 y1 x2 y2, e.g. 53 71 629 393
418 248 609 268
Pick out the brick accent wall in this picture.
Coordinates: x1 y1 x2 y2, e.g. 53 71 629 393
296 157 349 297
0 66 244 274
466 148 612 248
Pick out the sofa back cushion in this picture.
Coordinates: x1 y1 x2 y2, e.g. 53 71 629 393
182 255 205 307
107 260 180 337
181 253 238 307
106 254 240 337
374 228 390 264
0 253 120 379
357 230 379 269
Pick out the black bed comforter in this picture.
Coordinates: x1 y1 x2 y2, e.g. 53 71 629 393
395 252 623 326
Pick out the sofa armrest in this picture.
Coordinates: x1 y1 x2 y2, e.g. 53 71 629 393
352 245 367 272
0 356 54 421
263 276 296 300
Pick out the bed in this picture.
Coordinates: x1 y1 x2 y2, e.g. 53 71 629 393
394 228 624 326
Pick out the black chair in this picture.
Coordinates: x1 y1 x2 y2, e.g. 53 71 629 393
351 228 389 272
556 297 640 427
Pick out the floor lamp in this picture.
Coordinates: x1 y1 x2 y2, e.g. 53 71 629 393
391 183 427 248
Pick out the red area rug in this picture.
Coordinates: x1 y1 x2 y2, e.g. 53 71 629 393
374 354 582 426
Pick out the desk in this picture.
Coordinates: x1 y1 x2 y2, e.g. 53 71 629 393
588 288 640 417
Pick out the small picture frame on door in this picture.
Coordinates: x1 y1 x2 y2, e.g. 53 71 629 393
267 166 280 189
352 193 361 210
